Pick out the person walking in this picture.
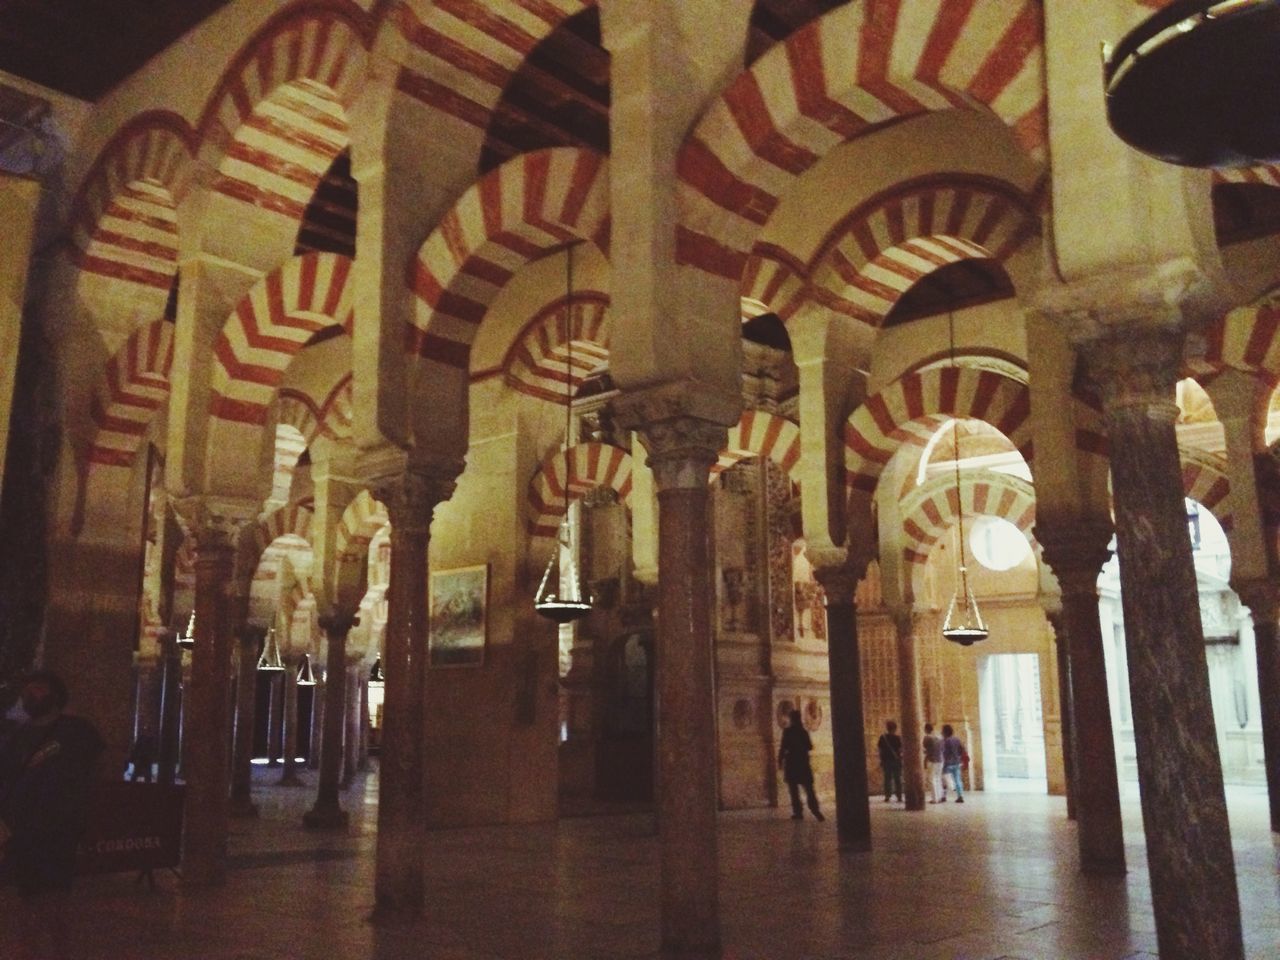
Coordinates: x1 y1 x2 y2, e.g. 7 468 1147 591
941 723 967 803
877 720 903 802
922 722 944 803
777 709 824 821
0 670 105 959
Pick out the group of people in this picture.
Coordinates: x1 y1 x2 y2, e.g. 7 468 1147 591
879 720 968 804
777 709 970 821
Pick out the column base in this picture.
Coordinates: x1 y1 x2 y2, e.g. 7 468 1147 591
228 799 259 819
278 771 306 787
302 804 349 830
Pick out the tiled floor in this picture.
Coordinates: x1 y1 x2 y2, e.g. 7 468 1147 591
3 771 1278 959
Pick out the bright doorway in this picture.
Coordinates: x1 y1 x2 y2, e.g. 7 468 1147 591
979 653 1048 792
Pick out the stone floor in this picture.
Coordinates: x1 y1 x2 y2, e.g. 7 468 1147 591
3 770 1278 960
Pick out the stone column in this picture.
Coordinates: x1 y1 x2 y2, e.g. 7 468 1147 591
266 670 284 767
814 568 872 851
372 466 456 920
889 607 925 811
308 675 325 772
278 655 303 786
1085 330 1242 959
1036 520 1124 875
179 509 240 886
305 613 357 829
358 674 372 772
157 631 183 786
1044 608 1077 821
1233 580 1280 833
342 661 362 788
229 625 263 818
636 415 725 959
133 656 163 748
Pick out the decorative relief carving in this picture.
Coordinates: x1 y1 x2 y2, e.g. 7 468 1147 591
1080 329 1184 416
1035 518 1115 598
371 461 461 536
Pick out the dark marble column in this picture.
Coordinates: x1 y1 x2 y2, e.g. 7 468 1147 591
1233 580 1280 833
640 415 725 959
229 625 263 818
1044 609 1077 821
266 669 284 767
308 673 324 771
358 673 372 772
890 608 925 811
305 613 356 829
372 466 456 920
133 656 163 747
156 631 182 786
279 655 303 786
342 662 361 788
179 511 240 886
814 568 872 851
1086 331 1243 959
1036 520 1124 875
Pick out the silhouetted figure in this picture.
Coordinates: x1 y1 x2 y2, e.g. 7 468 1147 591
0 670 104 959
777 709 824 821
922 722 944 803
877 719 903 802
941 723 967 803
127 734 156 783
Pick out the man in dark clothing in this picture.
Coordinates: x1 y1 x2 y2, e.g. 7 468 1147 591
0 670 104 958
777 709 824 821
877 719 903 802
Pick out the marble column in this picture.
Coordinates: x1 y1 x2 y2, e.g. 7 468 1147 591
1233 580 1280 833
1044 609 1078 821
372 466 455 920
358 674 372 772
1086 330 1242 959
156 632 183 786
889 608 925 811
179 512 240 886
814 568 872 851
266 670 284 767
639 416 725 959
308 675 325 771
133 656 163 746
229 625 263 818
1036 520 1124 875
342 662 361 788
278 655 304 786
305 613 356 829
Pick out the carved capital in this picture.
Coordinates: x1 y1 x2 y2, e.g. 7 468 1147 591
1035 518 1114 599
173 496 254 557
318 611 360 637
371 461 461 536
813 566 858 606
1232 578 1280 626
234 623 266 648
637 416 726 491
1080 329 1184 419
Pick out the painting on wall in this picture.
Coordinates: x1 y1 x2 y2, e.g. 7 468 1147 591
428 564 488 667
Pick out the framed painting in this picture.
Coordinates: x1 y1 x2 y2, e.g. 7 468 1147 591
428 564 488 667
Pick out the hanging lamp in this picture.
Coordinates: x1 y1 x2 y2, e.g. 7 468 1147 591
296 653 317 686
940 310 989 647
257 626 286 672
534 243 594 625
176 611 196 650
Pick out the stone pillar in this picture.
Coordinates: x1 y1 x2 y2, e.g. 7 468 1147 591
133 656 163 747
1085 330 1243 959
372 466 456 920
1233 580 1280 833
358 674 372 772
179 509 241 886
889 607 925 811
1036 520 1124 875
634 415 725 959
157 632 183 786
308 674 324 771
305 613 357 829
266 670 284 767
342 662 361 788
1044 608 1077 821
229 625 263 818
278 655 303 786
814 568 872 851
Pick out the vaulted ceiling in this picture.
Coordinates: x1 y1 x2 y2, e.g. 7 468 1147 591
0 0 231 100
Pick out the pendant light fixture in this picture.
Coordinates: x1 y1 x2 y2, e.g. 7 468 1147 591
535 242 594 625
257 626 286 672
940 310 989 647
296 653 317 686
176 611 196 650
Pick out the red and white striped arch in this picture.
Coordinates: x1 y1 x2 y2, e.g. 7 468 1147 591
70 112 195 295
198 7 370 222
844 367 1033 494
740 244 809 321
408 147 609 370
276 373 354 447
277 390 324 446
528 442 632 538
210 253 355 426
503 292 609 402
675 0 1046 279
711 409 802 480
1194 292 1280 387
808 175 1040 325
335 490 389 560
901 471 1036 566
253 501 315 560
1181 450 1233 533
88 320 175 468
388 0 593 146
